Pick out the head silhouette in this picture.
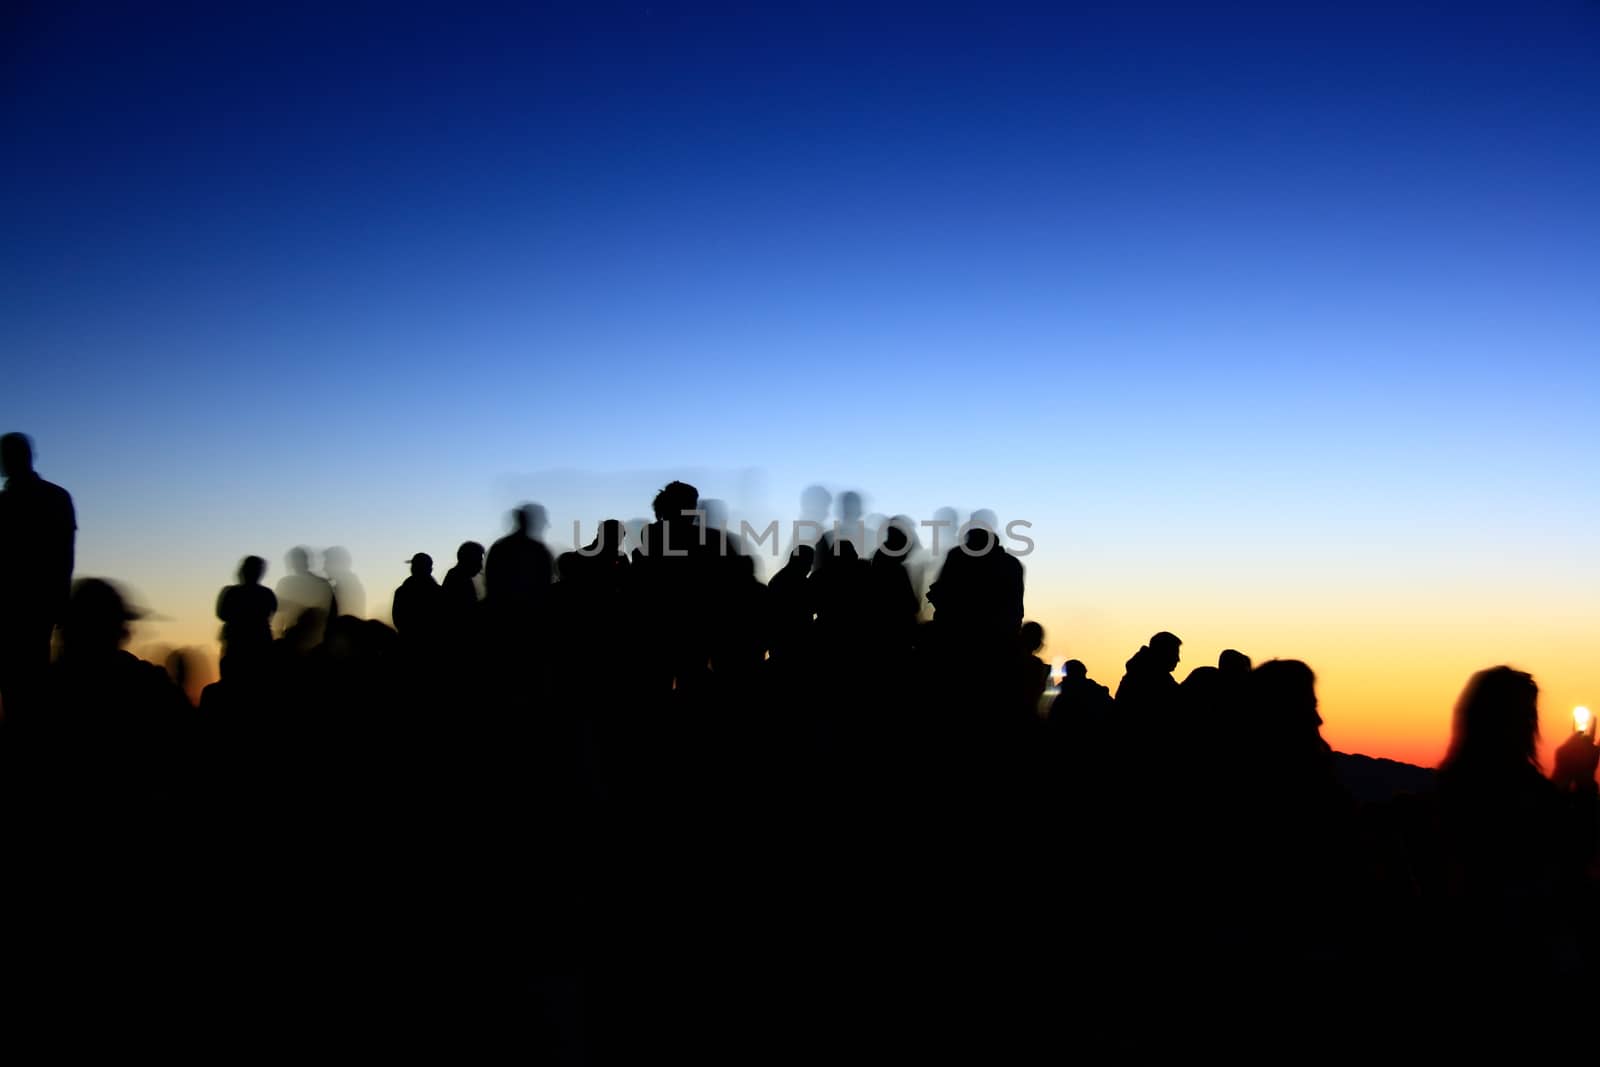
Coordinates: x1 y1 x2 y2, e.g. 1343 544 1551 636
238 555 267 585
1063 659 1087 681
62 578 139 655
652 481 700 522
1250 659 1321 728
1218 648 1252 675
878 521 910 558
598 519 624 554
286 546 312 575
1020 621 1045 654
961 525 997 555
1149 631 1182 672
325 546 351 572
511 503 547 538
1442 666 1541 774
407 553 433 577
1 432 34 478
455 540 485 575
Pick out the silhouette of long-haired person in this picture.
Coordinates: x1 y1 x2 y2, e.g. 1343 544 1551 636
1213 658 1361 965
216 556 276 675
485 503 554 630
0 432 76 717
324 546 365 619
275 546 335 643
1016 621 1051 719
1404 666 1599 972
392 553 443 643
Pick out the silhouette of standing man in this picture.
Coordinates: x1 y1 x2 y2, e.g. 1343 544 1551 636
0 433 76 717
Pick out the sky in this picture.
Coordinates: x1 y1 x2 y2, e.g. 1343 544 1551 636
3 2 1596 766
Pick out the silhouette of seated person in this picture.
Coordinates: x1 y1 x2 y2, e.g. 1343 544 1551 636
392 553 443 644
485 503 554 629
275 546 335 643
0 432 76 717
216 556 276 676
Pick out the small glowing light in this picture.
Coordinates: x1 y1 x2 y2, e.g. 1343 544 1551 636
1575 706 1592 734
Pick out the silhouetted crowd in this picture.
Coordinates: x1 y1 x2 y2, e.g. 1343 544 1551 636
2 434 1597 1049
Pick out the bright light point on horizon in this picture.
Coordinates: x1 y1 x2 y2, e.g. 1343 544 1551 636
1576 707 1592 734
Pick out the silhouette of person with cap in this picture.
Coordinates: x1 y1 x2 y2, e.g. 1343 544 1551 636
0 432 76 716
393 553 443 640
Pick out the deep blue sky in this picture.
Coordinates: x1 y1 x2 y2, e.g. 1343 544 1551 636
3 2 1597 755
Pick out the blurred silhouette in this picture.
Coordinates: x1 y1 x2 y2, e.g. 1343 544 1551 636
324 546 366 619
275 547 335 642
393 552 443 640
216 555 277 677
1401 666 1599 972
0 432 76 717
486 504 553 630
1016 621 1051 719
926 525 1024 643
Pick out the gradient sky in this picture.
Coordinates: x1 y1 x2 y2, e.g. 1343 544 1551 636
4 3 1596 766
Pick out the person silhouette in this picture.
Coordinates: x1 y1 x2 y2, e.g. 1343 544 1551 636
324 546 366 620
392 553 443 641
766 544 815 666
867 520 919 651
275 547 335 642
1016 621 1051 719
1114 631 1182 720
442 540 486 620
1049 659 1113 727
0 432 77 717
485 503 554 627
926 524 1025 642
216 556 277 672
